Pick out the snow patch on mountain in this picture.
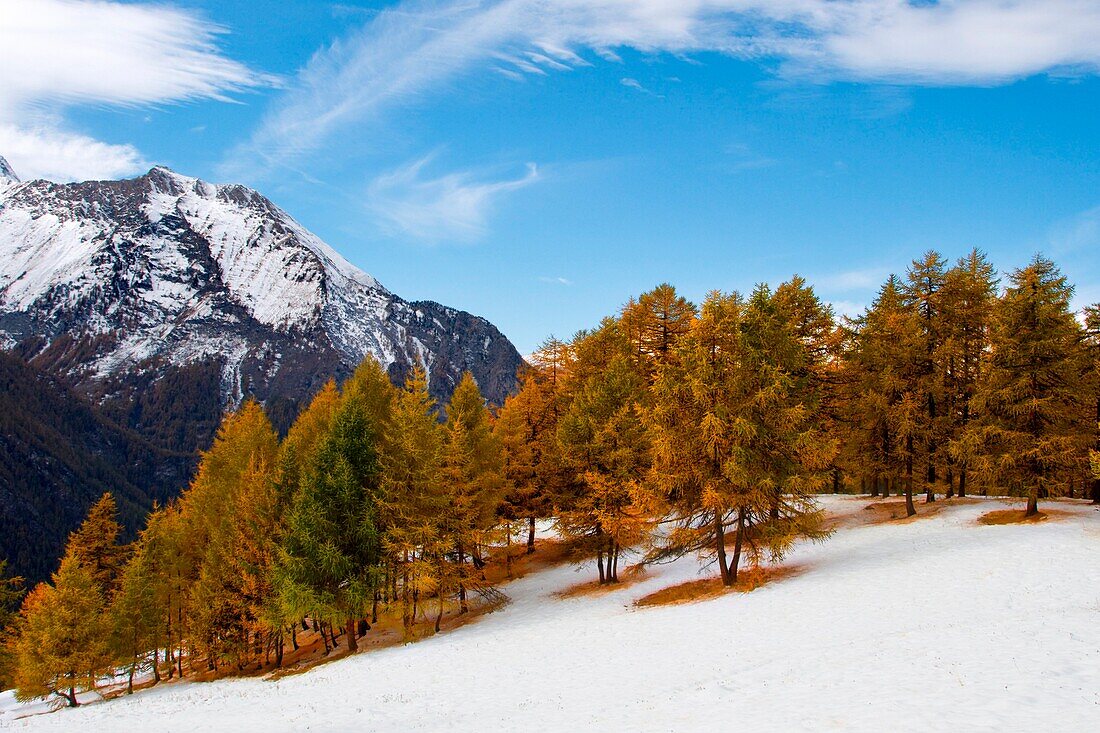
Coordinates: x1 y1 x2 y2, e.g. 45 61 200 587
0 163 522 410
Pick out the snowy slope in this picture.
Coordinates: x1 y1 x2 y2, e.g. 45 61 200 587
4 497 1098 732
0 161 522 410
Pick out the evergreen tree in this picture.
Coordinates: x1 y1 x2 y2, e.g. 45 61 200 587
275 377 387 652
965 256 1089 515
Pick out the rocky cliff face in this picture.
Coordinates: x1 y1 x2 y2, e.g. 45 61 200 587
0 161 522 444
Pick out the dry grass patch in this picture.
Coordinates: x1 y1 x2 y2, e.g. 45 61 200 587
978 508 1050 526
635 564 805 608
555 564 648 599
859 499 949 524
483 537 572 586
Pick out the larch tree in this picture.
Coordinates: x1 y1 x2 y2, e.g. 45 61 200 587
179 400 279 668
843 275 923 515
900 251 949 503
380 367 447 636
556 322 654 583
442 372 507 613
964 256 1089 516
941 249 999 497
65 492 127 600
1083 304 1100 504
110 525 163 691
620 283 696 380
647 291 753 586
496 339 577 553
12 555 113 706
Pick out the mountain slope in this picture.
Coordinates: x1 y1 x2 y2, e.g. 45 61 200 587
0 350 193 583
0 162 522 443
4 497 1098 730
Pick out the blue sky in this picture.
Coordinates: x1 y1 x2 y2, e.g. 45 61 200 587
3 0 1100 353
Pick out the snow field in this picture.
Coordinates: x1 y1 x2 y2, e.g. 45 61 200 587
3 496 1098 732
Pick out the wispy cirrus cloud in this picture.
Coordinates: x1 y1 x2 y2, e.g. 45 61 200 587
366 153 538 242
229 0 1100 178
539 276 574 286
0 0 268 181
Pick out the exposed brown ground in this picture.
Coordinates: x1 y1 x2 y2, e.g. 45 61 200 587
634 563 806 608
554 564 649 599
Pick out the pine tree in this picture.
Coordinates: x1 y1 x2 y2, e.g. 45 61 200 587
12 554 112 706
275 372 388 652
965 256 1089 515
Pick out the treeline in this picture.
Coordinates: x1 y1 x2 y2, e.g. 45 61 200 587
3 249 1099 705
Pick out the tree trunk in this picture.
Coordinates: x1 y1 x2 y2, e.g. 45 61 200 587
435 591 444 633
372 590 379 624
905 437 916 517
1025 491 1039 517
527 516 537 554
958 467 967 498
456 545 469 614
65 684 79 707
714 511 731 587
346 617 357 652
596 541 605 584
730 508 746 585
275 634 284 668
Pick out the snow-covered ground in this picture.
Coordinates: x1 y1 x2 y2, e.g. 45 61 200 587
3 496 1099 732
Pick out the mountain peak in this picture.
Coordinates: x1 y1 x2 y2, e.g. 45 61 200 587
0 155 19 183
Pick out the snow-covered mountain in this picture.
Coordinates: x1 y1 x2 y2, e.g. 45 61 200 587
0 160 522 435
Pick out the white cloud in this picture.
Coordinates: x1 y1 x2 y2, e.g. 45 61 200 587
0 0 266 181
367 153 538 242
231 0 1100 175
0 122 147 182
539 276 573 286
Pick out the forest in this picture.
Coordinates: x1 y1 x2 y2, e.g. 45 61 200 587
1 249 1098 706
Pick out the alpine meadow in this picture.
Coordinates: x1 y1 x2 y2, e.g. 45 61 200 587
1 1 1100 731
